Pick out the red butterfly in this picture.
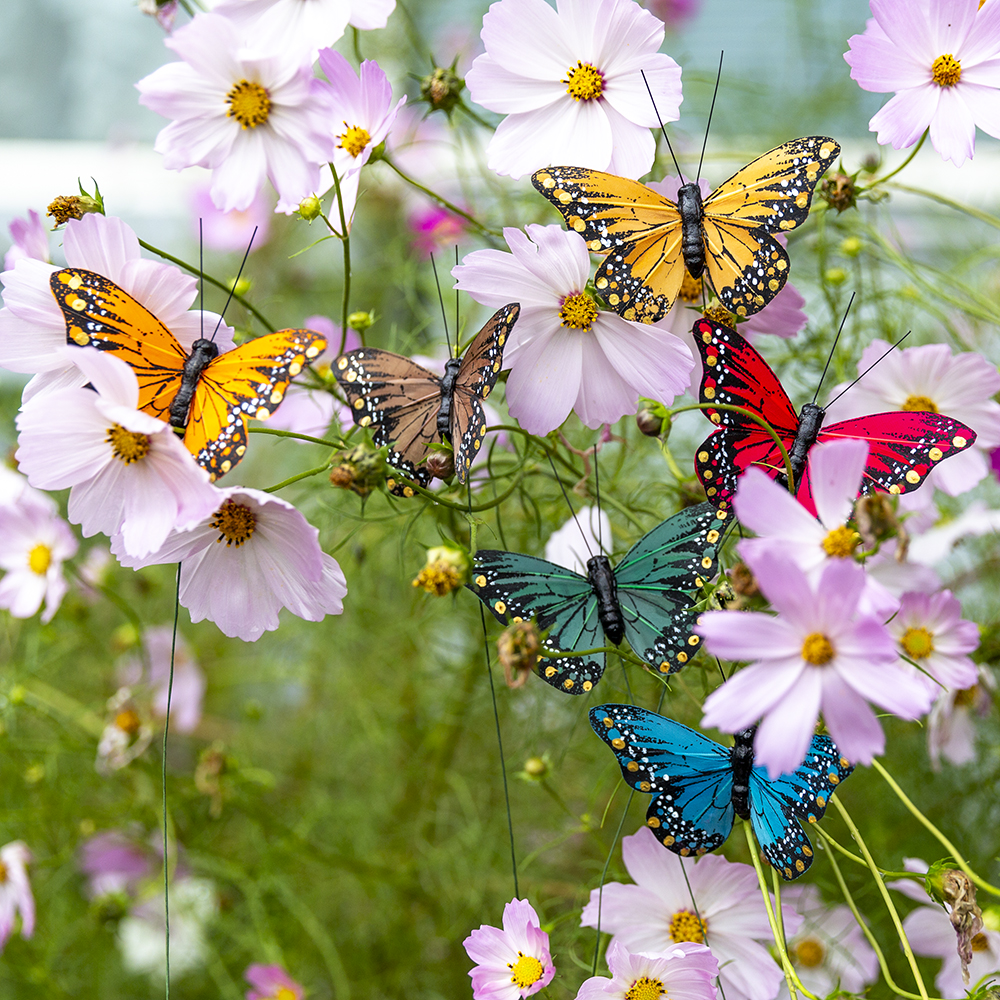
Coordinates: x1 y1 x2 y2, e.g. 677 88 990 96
692 317 977 516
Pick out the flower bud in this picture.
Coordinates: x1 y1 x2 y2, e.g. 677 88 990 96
840 236 863 257
703 303 735 327
635 407 664 437
497 620 541 688
329 442 386 498
229 276 252 297
347 311 374 333
298 194 322 221
425 449 455 480
420 63 466 118
729 562 759 598
412 545 469 596
47 193 101 227
521 755 550 780
854 493 903 552
821 172 857 213
824 267 847 285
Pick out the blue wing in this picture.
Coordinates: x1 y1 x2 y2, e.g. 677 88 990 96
590 704 736 856
613 503 728 674
748 734 854 879
468 550 604 694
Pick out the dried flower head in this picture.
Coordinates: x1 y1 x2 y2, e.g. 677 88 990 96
934 867 986 984
497 620 541 688
47 193 101 227
412 545 469 596
821 171 857 213
855 493 906 555
329 443 387 498
420 62 466 118
729 562 759 598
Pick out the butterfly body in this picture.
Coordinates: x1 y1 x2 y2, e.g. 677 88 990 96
50 267 326 480
335 303 519 493
590 704 853 878
468 503 727 694
532 137 839 323
692 317 977 515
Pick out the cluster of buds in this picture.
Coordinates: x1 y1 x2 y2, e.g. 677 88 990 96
412 545 469 596
821 170 858 214
497 619 542 688
329 442 387 498
419 61 466 118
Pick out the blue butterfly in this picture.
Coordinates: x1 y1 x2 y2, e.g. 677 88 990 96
468 502 729 695
590 704 853 879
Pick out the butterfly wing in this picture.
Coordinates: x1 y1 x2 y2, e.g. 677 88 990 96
748 734 853 879
468 550 604 694
613 503 728 675
451 303 519 483
591 705 735 856
186 329 327 479
334 348 442 490
692 317 799 510
531 166 685 323
51 267 187 421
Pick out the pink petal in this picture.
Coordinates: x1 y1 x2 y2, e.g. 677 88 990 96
697 610 801 661
809 438 868 529
504 325 582 434
754 667 823 778
818 673 885 764
466 55 567 115
845 28 931 92
478 0 573 81
869 85 940 149
701 657 806 733
928 85 977 165
956 80 1000 138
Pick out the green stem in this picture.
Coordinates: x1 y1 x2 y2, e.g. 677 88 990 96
667 403 795 492
824 834 942 1000
249 427 345 448
658 441 686 482
871 758 1000 898
866 131 926 188
409 471 526 513
885 181 1000 234
380 155 503 239
330 167 353 347
831 797 929 1000
263 463 332 493
137 239 277 332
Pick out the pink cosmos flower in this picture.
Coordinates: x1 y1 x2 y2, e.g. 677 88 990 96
891 858 1000 996
245 963 305 1000
79 831 157 900
191 183 272 253
113 487 348 642
927 666 995 769
581 827 800 1000
411 205 469 258
136 13 334 213
544 506 611 574
844 0 1000 167
0 486 78 623
642 0 699 30
464 897 555 1000
14 348 219 558
453 225 693 434
698 550 932 776
734 439 898 618
0 212 234 401
4 209 49 270
316 51 406 231
577 939 719 1000
466 0 682 179
825 340 1000 501
0 842 34 951
779 884 879 997
889 589 979 692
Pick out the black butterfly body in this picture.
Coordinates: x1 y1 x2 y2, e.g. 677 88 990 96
335 303 519 494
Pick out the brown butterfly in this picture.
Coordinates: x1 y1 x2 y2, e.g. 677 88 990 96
334 303 519 496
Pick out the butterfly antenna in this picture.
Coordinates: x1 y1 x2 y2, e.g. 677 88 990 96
546 452 594 560
210 226 258 342
695 51 725 185
429 252 452 357
199 219 204 340
826 330 912 409
811 291 855 405
162 563 181 999
455 245 461 344
592 442 603 553
641 70 683 180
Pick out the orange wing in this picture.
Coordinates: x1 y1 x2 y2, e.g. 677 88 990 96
188 330 327 479
50 267 187 420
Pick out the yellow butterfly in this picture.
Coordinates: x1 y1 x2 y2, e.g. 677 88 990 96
532 136 839 324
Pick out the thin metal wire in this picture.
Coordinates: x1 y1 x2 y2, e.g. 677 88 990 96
696 52 725 185
811 292 855 404
162 563 181 999
546 451 594 560
641 71 683 179
429 252 452 357
210 226 258 341
826 331 911 408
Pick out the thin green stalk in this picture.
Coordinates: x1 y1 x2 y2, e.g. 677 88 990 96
871 758 1000 898
137 239 277 332
537 644 649 671
831 797 929 1000
380 155 503 239
825 834 942 1000
408 471 527 513
886 180 1000 234
330 167 353 347
18 678 105 738
263 463 332 493
249 426 345 448
866 131 926 188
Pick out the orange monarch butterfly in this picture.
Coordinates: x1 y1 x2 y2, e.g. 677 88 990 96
334 303 519 496
531 136 839 324
50 268 326 481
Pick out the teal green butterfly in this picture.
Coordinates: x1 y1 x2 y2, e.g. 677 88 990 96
467 502 729 694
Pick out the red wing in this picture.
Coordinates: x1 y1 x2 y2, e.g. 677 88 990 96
333 347 442 490
50 267 187 421
695 427 791 510
187 329 326 480
451 303 519 483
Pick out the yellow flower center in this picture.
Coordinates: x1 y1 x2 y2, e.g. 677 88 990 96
339 123 372 158
560 291 599 330
678 272 703 304
0 861 8 883
794 937 826 968
626 975 667 1000
28 543 52 575
802 633 835 665
226 79 272 129
932 54 962 87
954 684 979 707
412 563 462 596
901 394 938 413
273 989 298 1000
115 709 142 736
563 61 604 101
669 909 707 944
821 525 858 558
702 303 735 327
508 952 545 989
106 424 151 464
972 932 988 952
211 500 257 547
901 626 935 659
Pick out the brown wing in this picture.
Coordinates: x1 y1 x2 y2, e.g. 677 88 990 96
334 348 441 490
451 303 519 482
